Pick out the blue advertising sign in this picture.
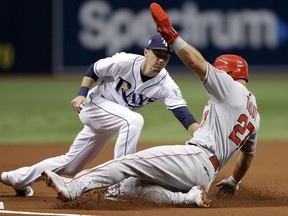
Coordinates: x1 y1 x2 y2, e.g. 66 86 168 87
0 0 52 73
53 0 288 73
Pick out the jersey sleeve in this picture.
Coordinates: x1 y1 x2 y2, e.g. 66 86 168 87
93 56 116 77
240 132 258 154
93 52 133 77
202 63 235 102
159 76 187 110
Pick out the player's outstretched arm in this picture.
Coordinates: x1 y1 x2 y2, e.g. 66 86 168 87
231 151 254 182
150 3 207 80
216 152 254 198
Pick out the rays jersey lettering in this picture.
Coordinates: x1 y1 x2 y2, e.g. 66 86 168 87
115 77 156 108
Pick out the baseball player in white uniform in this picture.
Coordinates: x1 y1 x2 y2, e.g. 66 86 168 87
41 3 260 208
0 33 199 196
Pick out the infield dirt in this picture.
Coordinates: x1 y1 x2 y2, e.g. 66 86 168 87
1 141 288 216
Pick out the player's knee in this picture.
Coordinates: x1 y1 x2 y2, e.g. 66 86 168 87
129 113 144 129
62 160 82 176
63 167 80 176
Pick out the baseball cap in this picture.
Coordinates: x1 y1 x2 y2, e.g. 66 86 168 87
145 33 174 54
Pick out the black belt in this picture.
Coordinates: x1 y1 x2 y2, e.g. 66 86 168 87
189 143 219 172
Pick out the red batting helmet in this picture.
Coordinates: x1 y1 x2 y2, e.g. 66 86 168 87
213 54 248 82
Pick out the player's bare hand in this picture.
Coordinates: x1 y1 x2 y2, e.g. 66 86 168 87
188 122 199 137
71 96 86 113
216 176 240 199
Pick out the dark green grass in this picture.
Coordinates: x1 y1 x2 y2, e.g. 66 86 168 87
0 75 287 144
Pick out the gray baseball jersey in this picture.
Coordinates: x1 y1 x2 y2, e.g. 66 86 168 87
187 63 260 170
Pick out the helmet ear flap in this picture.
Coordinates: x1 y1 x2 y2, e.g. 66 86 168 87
213 54 248 82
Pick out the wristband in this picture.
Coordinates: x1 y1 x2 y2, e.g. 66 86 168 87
230 176 241 184
171 37 187 53
77 86 89 97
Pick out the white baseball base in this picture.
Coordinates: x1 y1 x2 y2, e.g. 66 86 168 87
0 202 4 210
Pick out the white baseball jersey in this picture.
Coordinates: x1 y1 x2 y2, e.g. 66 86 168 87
187 63 260 169
89 52 187 110
4 52 189 191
